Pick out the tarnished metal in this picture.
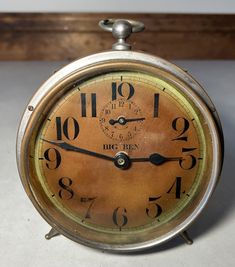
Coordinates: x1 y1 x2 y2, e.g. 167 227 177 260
16 20 223 252
45 228 60 240
99 19 145 51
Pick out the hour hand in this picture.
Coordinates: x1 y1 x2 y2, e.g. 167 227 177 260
131 153 182 165
149 153 182 165
42 139 114 161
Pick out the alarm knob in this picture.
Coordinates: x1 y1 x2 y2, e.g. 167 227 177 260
99 19 145 51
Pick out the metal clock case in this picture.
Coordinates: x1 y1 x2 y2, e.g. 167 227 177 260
17 19 223 252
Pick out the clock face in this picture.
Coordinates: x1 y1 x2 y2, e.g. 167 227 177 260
29 70 212 236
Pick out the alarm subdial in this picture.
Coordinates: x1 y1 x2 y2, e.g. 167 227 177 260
99 99 144 141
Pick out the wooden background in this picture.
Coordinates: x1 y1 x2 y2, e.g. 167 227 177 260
0 13 235 60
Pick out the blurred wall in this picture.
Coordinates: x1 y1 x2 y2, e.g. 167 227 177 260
0 0 234 13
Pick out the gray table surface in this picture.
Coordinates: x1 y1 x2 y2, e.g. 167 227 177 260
0 60 234 267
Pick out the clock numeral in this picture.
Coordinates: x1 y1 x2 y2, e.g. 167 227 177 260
153 93 160 117
119 134 124 141
58 177 74 200
167 177 185 199
112 82 135 100
172 117 190 141
179 147 197 170
127 131 132 138
133 108 141 115
112 207 128 230
56 117 80 140
146 196 162 218
105 109 111 115
44 148 61 169
80 197 97 219
118 100 125 107
81 93 97 117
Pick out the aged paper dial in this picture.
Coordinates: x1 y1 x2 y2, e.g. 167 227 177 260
32 71 209 233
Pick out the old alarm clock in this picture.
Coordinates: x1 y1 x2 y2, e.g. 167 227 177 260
16 19 223 252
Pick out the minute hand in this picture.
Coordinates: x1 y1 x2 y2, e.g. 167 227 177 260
42 139 114 161
131 153 182 165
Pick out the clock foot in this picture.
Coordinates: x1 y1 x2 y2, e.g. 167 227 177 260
179 230 193 245
45 228 60 240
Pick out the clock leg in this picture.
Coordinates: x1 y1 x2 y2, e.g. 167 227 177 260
179 230 193 245
45 227 60 240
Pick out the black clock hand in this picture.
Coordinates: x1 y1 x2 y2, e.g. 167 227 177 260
42 139 181 167
42 139 114 161
125 117 145 123
109 117 145 126
131 153 182 165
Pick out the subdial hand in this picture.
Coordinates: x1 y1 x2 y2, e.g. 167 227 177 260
131 153 182 165
109 116 145 126
42 139 114 161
